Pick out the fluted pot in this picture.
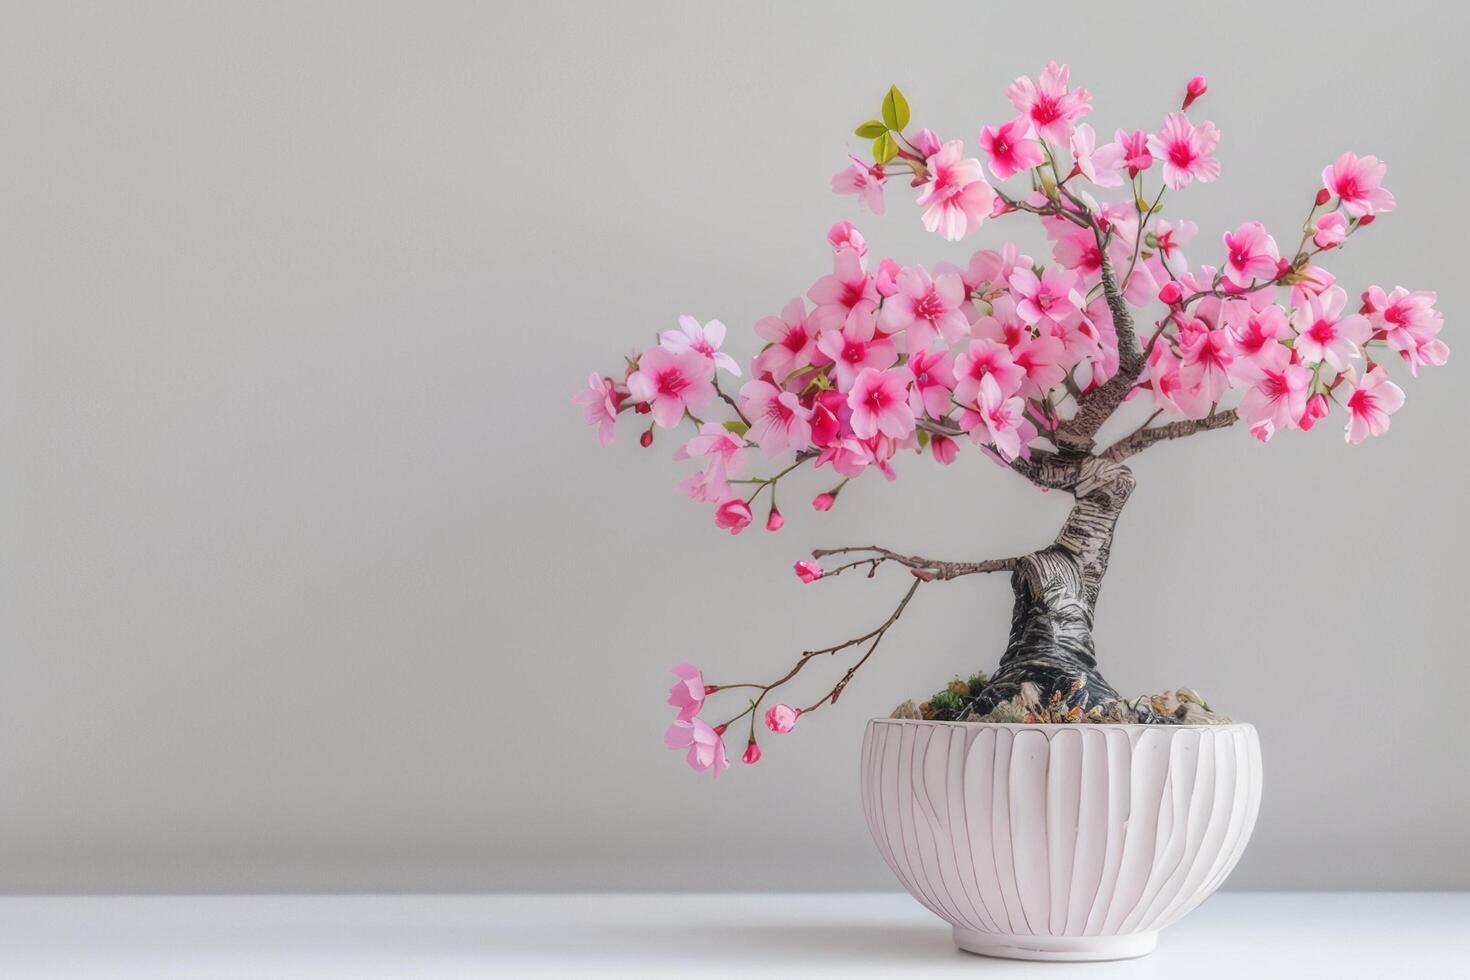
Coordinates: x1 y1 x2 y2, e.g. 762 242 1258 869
860 718 1262 962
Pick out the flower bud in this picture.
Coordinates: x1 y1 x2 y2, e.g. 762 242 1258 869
1298 393 1330 432
742 739 762 765
640 427 654 448
1358 214 1375 227
794 560 824 584
764 704 800 734
714 498 753 534
1315 187 1332 207
1158 281 1183 306
811 492 836 512
765 506 784 532
930 434 958 465
1182 75 1207 110
714 723 727 736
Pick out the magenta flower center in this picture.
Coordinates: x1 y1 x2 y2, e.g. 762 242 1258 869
1307 319 1337 344
914 289 946 322
656 369 689 398
1169 141 1195 168
841 340 867 363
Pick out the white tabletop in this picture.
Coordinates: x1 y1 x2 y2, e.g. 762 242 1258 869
0 891 1463 978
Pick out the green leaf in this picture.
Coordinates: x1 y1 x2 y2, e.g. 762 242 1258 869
881 85 910 131
871 132 897 165
854 120 887 139
916 429 931 449
723 420 749 436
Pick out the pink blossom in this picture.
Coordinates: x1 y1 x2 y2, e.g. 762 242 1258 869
832 155 886 214
1009 266 1083 327
962 373 1026 461
674 423 746 501
915 141 994 241
1070 124 1125 187
1147 112 1221 190
753 298 816 380
808 389 848 447
1115 128 1153 178
627 347 716 428
1221 222 1280 287
573 373 621 447
765 703 799 734
847 367 916 440
1343 365 1405 443
930 434 959 464
1007 62 1091 144
879 266 969 349
979 116 1045 180
815 307 897 391
807 249 878 334
794 560 823 584
811 492 836 512
965 243 1033 293
1050 223 1104 277
660 315 741 376
1322 152 1395 218
1010 333 1068 398
1365 286 1449 376
1179 328 1235 402
1225 302 1291 381
1238 345 1312 441
1152 219 1196 274
954 338 1026 404
667 663 707 723
874 257 901 297
1313 211 1349 249
900 128 936 159
739 379 814 457
1145 342 1211 418
827 220 867 256
664 717 729 779
714 498 753 534
1291 286 1370 371
907 347 957 419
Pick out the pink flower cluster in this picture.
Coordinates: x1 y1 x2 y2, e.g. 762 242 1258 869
661 662 801 777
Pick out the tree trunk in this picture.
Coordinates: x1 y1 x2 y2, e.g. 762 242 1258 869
966 457 1164 722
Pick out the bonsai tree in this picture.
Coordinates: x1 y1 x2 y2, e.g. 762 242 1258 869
575 66 1447 776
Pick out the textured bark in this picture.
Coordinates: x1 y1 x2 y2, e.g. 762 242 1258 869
966 457 1144 718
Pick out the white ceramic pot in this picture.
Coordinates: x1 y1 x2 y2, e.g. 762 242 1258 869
860 718 1262 962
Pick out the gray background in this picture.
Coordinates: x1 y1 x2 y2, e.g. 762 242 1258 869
2 0 1467 894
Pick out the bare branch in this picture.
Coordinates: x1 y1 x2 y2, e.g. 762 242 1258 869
812 545 1019 581
1100 409 1239 462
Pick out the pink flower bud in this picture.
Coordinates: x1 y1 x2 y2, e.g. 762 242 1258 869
714 498 753 534
826 221 867 256
1315 187 1332 207
1275 258 1293 279
1158 281 1183 305
765 507 784 532
1358 214 1375 227
909 127 942 159
714 723 727 736
742 739 762 765
639 427 654 448
1298 393 1330 431
811 492 836 512
930 434 958 465
764 704 800 734
634 401 651 414
793 560 824 584
1182 75 1207 110
875 257 902 297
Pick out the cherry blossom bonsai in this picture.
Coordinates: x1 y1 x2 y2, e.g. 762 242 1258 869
577 66 1447 778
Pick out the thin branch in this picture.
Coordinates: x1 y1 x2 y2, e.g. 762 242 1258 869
811 545 1019 582
799 578 921 714
1100 409 1239 462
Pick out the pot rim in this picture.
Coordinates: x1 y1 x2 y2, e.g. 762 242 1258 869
868 717 1255 732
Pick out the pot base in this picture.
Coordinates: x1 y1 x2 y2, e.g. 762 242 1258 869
952 928 1157 962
